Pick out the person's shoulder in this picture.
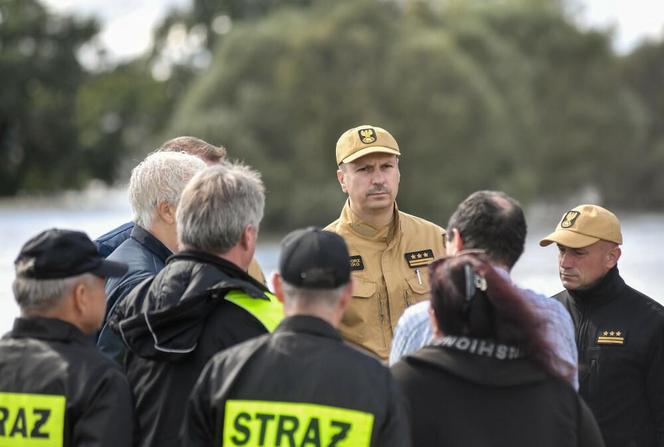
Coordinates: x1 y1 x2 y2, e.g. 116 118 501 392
323 217 342 234
624 283 664 319
94 222 134 257
398 210 444 233
62 337 125 375
107 235 158 268
331 340 388 374
206 333 271 371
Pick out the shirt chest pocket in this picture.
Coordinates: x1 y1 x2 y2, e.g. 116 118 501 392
345 279 378 326
403 273 430 306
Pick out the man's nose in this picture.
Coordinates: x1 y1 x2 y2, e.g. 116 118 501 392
371 170 385 184
559 251 573 268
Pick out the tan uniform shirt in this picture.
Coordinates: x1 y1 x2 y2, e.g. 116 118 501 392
325 201 445 359
248 258 266 285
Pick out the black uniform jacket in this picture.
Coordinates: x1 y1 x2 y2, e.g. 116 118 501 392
0 317 134 447
391 340 605 447
554 267 664 447
110 250 272 447
182 315 411 447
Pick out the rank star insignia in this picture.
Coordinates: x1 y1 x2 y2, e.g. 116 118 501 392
405 249 434 268
358 128 377 144
597 329 626 345
560 211 580 228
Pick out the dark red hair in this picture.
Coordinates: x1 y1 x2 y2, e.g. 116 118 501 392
429 252 574 382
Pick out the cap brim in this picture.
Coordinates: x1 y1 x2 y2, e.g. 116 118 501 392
340 147 400 164
91 259 128 278
539 229 600 248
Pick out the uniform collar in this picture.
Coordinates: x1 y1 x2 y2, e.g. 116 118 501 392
131 224 173 263
168 250 269 294
275 315 342 342
7 317 91 345
568 266 625 308
341 199 401 242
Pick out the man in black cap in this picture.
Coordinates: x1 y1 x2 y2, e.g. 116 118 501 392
0 229 134 447
181 227 411 447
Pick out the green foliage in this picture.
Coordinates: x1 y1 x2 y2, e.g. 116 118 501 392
75 61 173 182
168 0 651 230
3 0 663 224
0 0 97 194
621 40 664 207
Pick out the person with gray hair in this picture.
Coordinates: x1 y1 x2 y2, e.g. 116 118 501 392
97 150 206 361
108 162 284 447
94 135 267 282
0 229 134 447
182 227 411 446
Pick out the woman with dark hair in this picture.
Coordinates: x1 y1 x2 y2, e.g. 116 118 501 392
391 252 604 447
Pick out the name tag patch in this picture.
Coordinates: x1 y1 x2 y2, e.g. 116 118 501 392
0 392 66 446
405 249 434 268
224 400 374 447
596 329 626 345
349 256 364 271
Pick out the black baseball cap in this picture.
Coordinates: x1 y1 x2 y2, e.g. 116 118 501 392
15 229 128 279
279 227 351 289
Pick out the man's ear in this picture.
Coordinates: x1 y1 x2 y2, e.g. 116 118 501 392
240 225 257 250
71 281 88 318
157 202 176 225
446 228 464 256
272 273 285 305
607 245 622 269
337 167 348 193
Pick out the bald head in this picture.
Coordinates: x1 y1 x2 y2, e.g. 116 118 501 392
447 190 526 269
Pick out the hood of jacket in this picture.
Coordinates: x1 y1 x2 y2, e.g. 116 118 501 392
109 250 271 362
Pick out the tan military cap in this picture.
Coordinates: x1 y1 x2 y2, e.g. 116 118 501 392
539 204 623 248
335 125 400 165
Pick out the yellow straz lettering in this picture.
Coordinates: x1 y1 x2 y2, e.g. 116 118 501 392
223 400 374 447
0 392 65 447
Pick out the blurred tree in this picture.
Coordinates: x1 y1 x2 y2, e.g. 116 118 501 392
75 61 173 181
621 40 664 207
0 0 97 194
165 0 648 230
476 0 644 204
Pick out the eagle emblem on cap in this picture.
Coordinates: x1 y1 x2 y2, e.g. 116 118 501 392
358 128 377 144
560 211 580 228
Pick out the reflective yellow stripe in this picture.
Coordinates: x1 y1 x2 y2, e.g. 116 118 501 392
0 392 65 446
223 400 374 447
225 291 284 333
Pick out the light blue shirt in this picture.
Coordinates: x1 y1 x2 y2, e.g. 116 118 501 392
389 269 579 390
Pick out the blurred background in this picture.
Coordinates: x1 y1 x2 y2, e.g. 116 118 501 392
1 0 663 332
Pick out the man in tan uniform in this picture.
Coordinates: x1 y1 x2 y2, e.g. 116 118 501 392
325 125 445 359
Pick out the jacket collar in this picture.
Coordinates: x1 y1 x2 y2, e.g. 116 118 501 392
167 250 269 293
275 315 342 342
7 317 91 346
131 224 173 263
404 343 549 387
340 199 401 242
567 266 624 308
